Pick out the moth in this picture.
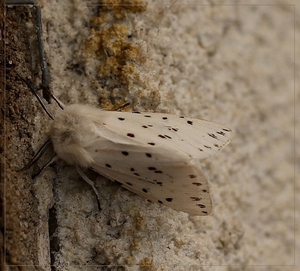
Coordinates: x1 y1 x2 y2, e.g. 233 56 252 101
19 76 232 216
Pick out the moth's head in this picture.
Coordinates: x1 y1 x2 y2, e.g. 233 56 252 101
49 105 96 168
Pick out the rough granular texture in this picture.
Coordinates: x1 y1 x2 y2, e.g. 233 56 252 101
4 0 298 270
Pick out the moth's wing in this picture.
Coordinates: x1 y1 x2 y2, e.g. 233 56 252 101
88 111 232 215
93 111 233 161
91 161 212 216
89 137 214 215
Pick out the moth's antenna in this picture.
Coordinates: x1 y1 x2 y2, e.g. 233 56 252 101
7 1 64 111
32 154 57 179
17 139 53 172
34 2 51 102
8 1 62 177
6 0 53 103
17 74 55 120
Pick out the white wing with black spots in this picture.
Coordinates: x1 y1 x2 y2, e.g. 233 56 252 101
50 104 232 215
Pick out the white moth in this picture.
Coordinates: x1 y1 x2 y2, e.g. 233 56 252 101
49 104 232 216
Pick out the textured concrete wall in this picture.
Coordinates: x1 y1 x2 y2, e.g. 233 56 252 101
4 0 298 270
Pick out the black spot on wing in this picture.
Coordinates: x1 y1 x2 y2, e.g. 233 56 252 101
190 197 201 201
208 133 217 139
127 133 135 138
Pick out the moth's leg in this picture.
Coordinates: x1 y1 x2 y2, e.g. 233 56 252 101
76 167 102 211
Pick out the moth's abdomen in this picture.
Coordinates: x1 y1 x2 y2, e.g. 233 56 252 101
50 104 106 168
